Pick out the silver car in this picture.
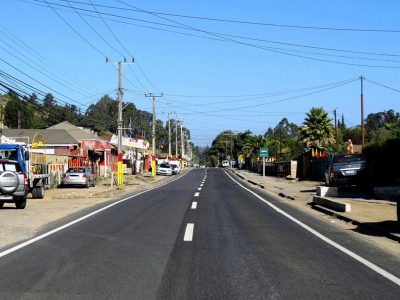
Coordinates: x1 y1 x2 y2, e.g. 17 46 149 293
62 167 96 188
0 160 28 209
156 163 172 176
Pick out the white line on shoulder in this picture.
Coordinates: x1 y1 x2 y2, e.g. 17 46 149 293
223 170 400 287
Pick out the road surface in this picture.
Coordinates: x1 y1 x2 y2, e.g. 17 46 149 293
1 169 399 299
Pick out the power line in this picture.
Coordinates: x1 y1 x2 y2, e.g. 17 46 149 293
21 0 400 68
115 1 400 69
42 0 400 33
0 38 105 101
364 78 400 93
0 24 104 93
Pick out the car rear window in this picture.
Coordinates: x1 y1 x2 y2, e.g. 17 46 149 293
333 154 365 163
0 162 22 173
67 168 86 173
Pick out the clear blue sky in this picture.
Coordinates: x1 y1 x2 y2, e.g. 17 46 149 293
1 0 399 146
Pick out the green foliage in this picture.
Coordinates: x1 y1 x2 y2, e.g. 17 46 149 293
4 92 35 129
363 138 400 186
299 107 335 146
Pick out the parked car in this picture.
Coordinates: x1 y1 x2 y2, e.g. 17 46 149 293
325 153 367 187
0 160 28 209
397 189 400 222
200 165 206 168
171 164 180 175
156 163 172 176
61 167 96 188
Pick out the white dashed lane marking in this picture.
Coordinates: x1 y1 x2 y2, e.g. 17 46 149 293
184 223 194 241
198 188 202 191
191 202 197 209
194 192 200 197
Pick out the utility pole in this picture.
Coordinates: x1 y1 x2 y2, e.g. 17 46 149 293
334 109 338 144
360 76 365 148
180 116 184 168
175 120 178 158
107 58 134 185
144 92 163 176
168 113 171 159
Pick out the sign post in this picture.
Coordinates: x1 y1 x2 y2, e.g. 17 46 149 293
260 148 269 181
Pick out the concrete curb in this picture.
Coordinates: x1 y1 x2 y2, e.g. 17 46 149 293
230 169 400 243
313 196 351 212
311 204 400 243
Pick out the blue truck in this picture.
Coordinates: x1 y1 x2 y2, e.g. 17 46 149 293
0 144 49 209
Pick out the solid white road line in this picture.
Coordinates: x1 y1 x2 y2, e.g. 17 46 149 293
191 202 197 209
198 188 202 191
194 192 200 197
223 170 400 287
184 223 194 241
0 170 192 259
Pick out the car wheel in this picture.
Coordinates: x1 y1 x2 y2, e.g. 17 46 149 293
92 180 96 187
32 187 38 199
86 180 90 188
15 197 26 209
37 185 44 199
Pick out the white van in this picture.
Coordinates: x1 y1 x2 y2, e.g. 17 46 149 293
222 160 230 167
169 161 182 170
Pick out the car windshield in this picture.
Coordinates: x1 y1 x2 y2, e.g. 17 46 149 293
333 154 365 163
67 167 86 173
159 164 170 168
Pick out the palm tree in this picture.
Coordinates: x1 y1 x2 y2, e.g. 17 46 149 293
299 107 335 146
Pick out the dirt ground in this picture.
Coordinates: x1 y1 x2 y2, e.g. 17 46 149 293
0 173 168 250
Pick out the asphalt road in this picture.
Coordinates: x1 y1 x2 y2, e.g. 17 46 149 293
1 168 400 299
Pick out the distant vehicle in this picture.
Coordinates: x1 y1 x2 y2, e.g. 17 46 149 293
62 167 96 188
171 164 180 175
169 161 182 171
222 160 230 167
157 163 172 176
200 165 205 168
325 154 367 187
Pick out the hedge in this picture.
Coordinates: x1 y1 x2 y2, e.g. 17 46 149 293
362 138 400 186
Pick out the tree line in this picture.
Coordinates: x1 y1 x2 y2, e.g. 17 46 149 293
206 107 400 166
0 91 192 155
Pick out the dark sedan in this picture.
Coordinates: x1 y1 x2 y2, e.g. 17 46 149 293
325 154 367 187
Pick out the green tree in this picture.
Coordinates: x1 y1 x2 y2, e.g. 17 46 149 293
4 91 35 128
299 107 335 146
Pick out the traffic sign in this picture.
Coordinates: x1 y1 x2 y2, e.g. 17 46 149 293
238 154 243 160
232 161 236 166
260 148 269 157
227 156 231 160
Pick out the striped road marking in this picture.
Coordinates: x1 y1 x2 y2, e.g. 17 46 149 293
184 223 194 241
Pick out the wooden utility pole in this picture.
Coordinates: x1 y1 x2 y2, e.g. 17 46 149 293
334 109 338 144
107 58 134 185
360 76 365 148
144 92 163 176
168 113 171 158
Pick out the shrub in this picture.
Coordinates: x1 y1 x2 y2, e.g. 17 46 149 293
363 138 400 186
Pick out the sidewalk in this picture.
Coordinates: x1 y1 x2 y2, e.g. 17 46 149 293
230 168 400 242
